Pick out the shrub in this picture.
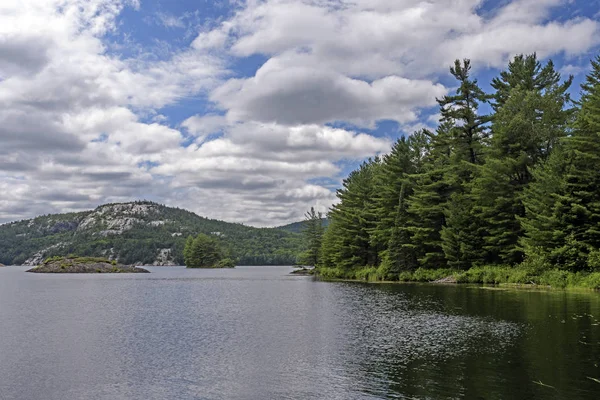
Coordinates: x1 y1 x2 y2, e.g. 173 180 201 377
216 258 236 268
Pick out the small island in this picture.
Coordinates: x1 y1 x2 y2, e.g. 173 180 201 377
27 256 150 273
184 234 236 268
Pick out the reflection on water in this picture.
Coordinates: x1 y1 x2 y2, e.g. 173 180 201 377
0 266 599 399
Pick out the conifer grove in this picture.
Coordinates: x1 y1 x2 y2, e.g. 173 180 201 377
318 54 600 287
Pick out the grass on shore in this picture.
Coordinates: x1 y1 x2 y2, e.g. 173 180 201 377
317 264 600 290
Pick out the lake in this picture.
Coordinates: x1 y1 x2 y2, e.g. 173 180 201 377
1 265 599 399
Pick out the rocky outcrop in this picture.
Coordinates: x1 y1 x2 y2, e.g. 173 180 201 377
433 276 457 284
152 249 177 266
290 267 315 276
27 256 149 274
0 263 5 267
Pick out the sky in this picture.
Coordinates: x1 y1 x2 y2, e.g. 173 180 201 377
1 0 599 227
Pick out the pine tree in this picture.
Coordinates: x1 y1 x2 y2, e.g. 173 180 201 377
491 53 572 112
519 148 566 263
438 59 492 166
325 160 381 270
405 124 454 268
435 59 491 268
300 207 324 266
521 56 600 271
473 54 573 265
382 182 418 275
370 131 429 261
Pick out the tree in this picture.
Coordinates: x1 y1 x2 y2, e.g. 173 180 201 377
437 59 492 166
405 124 454 269
435 60 491 267
381 182 418 275
300 207 324 266
323 160 381 270
472 54 573 265
521 56 600 271
370 131 429 261
184 233 226 268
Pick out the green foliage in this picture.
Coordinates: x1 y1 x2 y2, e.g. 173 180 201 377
521 56 600 271
317 265 600 290
299 207 324 266
319 160 381 270
319 53 600 283
0 201 305 266
216 258 236 268
184 234 226 268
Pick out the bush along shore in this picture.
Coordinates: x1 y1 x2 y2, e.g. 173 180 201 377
317 264 600 290
27 256 150 273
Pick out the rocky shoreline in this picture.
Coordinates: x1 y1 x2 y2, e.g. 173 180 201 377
27 256 150 274
290 267 315 276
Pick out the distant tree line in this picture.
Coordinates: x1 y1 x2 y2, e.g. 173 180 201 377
0 202 305 266
319 54 600 278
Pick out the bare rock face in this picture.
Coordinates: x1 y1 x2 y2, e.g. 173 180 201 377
27 256 150 274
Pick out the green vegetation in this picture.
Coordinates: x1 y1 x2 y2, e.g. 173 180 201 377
184 233 234 268
27 255 149 274
297 207 325 266
318 54 600 290
319 266 600 290
0 201 305 266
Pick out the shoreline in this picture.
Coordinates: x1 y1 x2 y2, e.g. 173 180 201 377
316 266 600 292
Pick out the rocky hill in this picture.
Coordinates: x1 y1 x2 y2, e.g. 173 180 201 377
0 201 305 266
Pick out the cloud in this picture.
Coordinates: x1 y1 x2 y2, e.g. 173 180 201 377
208 0 599 80
1 0 599 226
211 57 447 126
202 0 599 129
181 114 228 142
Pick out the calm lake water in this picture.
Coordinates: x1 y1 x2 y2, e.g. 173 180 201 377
1 266 599 399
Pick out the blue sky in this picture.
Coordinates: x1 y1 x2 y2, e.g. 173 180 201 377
1 0 599 226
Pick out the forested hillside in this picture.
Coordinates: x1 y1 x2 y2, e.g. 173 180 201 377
319 54 600 287
277 218 328 234
0 201 304 266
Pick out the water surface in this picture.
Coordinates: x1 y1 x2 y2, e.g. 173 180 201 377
1 266 599 399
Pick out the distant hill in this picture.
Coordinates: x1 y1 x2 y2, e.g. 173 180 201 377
275 218 329 234
0 201 305 266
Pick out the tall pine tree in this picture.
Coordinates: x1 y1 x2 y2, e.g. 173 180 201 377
521 56 600 271
436 59 491 269
473 54 573 265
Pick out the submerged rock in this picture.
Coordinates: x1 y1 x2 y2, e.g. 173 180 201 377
27 256 150 274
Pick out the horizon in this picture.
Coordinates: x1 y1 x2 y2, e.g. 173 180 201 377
1 0 600 227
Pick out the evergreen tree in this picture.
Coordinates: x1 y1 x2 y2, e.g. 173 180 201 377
300 207 324 266
319 218 342 269
405 124 454 268
473 54 573 265
184 233 224 268
521 56 600 271
519 147 566 263
491 53 572 112
435 59 491 267
437 59 492 166
324 160 381 270
382 182 418 275
370 131 429 260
